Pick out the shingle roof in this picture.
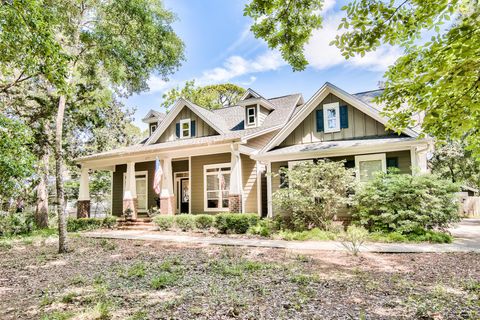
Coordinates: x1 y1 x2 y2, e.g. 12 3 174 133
353 89 384 112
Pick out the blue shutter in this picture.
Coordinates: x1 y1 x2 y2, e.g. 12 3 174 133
340 105 348 129
175 123 180 138
191 120 196 137
316 109 324 132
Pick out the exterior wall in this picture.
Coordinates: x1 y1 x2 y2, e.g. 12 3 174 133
172 159 189 173
280 93 394 147
157 106 217 143
112 161 156 216
258 105 269 126
241 154 258 213
190 153 231 213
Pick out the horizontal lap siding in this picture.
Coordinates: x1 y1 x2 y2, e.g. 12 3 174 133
241 154 258 213
190 153 231 213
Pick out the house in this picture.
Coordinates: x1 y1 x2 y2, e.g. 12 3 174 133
76 82 432 219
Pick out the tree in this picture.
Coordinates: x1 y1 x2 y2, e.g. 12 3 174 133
273 160 356 230
244 0 324 71
0 114 35 202
0 0 184 253
161 80 246 110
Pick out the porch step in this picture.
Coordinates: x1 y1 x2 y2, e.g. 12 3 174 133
116 218 156 231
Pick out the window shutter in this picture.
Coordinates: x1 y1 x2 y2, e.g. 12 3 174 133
175 122 180 138
340 105 348 129
191 120 196 137
316 109 324 132
387 157 399 168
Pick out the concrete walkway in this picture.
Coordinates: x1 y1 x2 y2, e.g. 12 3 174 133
83 219 480 253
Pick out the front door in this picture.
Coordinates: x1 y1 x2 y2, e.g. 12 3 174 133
179 178 189 213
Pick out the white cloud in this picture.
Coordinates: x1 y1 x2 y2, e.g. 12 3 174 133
146 75 169 93
305 12 402 72
197 50 286 85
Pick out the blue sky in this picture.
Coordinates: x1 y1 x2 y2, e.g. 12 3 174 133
127 0 401 130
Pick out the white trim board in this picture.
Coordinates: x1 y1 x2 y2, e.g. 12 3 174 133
203 162 231 212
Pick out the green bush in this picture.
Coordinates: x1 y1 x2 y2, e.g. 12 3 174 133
339 225 369 256
175 214 196 231
66 217 116 232
153 215 175 231
0 212 35 237
194 214 215 230
277 227 338 241
215 213 259 234
368 230 452 244
247 219 275 237
353 172 460 235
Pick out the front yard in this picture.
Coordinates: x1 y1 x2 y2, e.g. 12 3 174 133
1 235 479 319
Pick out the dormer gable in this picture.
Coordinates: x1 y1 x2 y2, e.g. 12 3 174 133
142 110 166 137
237 89 275 128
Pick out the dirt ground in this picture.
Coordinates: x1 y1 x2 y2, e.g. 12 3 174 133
1 236 479 320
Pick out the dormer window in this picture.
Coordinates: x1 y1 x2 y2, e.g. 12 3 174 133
180 119 191 139
150 124 157 135
246 106 256 126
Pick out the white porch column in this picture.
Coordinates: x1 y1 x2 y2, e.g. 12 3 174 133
266 161 273 218
77 165 90 218
228 144 243 213
160 158 175 215
123 162 138 219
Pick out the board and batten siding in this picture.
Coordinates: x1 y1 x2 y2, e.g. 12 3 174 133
241 154 258 213
157 106 217 143
111 161 156 216
280 93 393 147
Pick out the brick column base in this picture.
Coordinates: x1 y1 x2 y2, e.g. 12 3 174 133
160 195 175 215
123 198 138 219
77 200 90 218
228 194 242 213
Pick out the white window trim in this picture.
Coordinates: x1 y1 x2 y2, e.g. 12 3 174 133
246 106 256 127
150 124 157 135
355 153 387 181
323 102 340 133
123 170 148 212
180 118 191 139
203 162 231 212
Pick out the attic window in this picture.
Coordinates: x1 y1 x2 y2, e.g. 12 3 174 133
323 103 340 133
246 106 256 126
150 124 157 135
180 119 191 139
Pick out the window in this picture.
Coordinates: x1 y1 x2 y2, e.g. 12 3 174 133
355 153 387 182
180 119 191 139
323 102 340 133
150 124 157 135
246 106 256 126
204 163 231 211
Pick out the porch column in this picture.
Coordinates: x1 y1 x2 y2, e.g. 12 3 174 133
228 145 243 213
77 165 90 218
266 161 273 218
123 162 138 219
160 158 175 215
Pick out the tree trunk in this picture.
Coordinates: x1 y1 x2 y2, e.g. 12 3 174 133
35 152 49 228
56 95 68 253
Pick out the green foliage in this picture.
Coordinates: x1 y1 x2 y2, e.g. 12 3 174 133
333 0 480 156
161 80 245 110
127 262 146 278
0 212 36 237
353 172 460 234
339 225 369 256
368 230 452 244
153 215 175 231
175 214 196 231
0 115 35 199
66 217 116 232
273 160 356 230
244 0 324 71
194 214 215 230
150 272 180 289
277 228 338 241
247 219 275 237
215 213 260 234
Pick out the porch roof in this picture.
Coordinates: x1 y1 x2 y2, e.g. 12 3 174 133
253 136 431 161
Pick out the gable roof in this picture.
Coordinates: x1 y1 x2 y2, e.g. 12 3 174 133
261 82 419 153
240 88 262 100
145 98 228 145
142 110 166 124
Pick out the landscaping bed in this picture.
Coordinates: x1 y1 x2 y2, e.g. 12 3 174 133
1 236 479 319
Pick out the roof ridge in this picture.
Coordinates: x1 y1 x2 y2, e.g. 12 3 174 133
268 92 302 100
353 88 384 95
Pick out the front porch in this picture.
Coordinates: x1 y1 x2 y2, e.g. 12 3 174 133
76 143 261 220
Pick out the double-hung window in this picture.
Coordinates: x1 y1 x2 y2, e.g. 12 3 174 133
150 124 157 135
355 153 387 182
323 102 340 133
246 106 256 126
180 119 191 139
204 163 231 211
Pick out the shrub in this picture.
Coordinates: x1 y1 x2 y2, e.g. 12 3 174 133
272 160 356 231
66 217 116 232
195 214 215 230
102 216 117 229
153 215 175 231
277 228 338 241
175 214 196 231
215 213 259 234
0 212 35 237
353 172 460 235
339 225 369 256
247 219 275 237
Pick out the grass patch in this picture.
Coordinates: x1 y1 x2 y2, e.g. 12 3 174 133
41 311 75 320
368 230 452 243
289 273 320 285
127 262 147 278
277 228 338 241
150 272 180 289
